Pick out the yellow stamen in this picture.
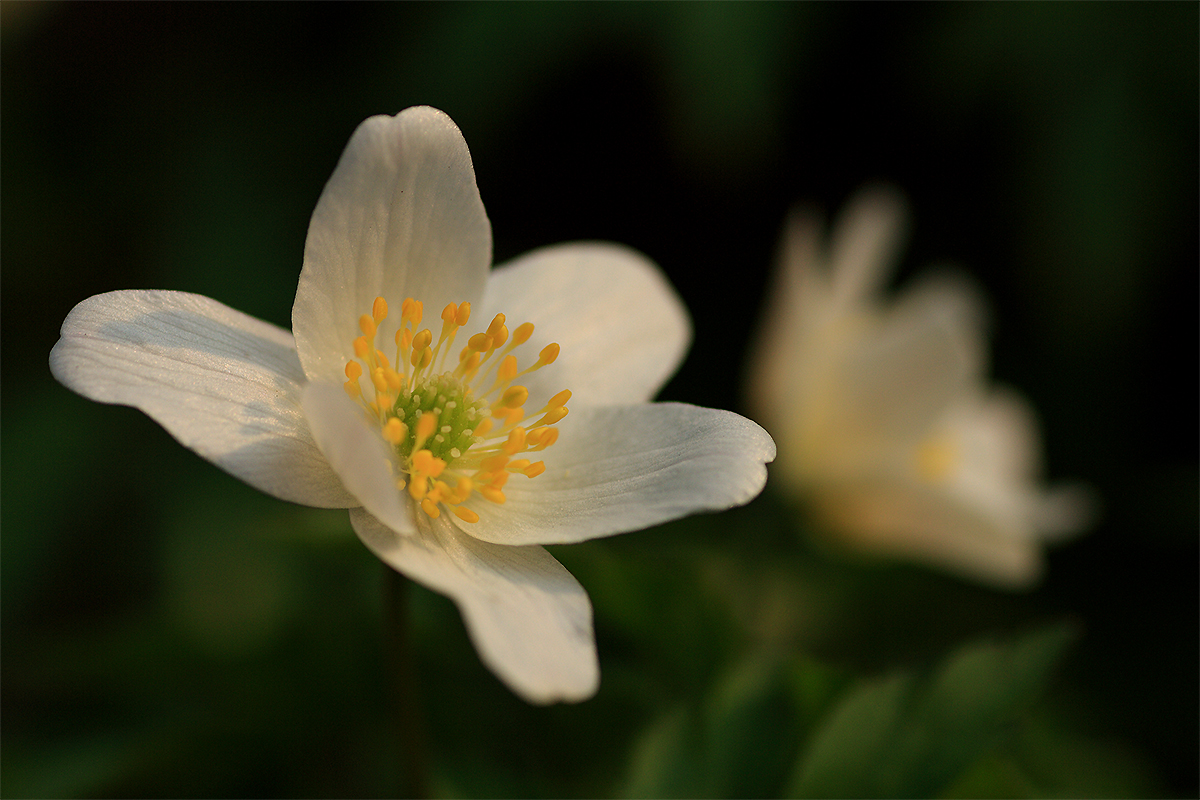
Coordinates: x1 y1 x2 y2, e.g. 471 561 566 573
383 418 407 444
343 294 571 523
503 426 527 454
497 355 518 383
372 296 389 324
511 322 535 346
538 343 560 366
480 487 506 504
499 385 529 408
359 315 376 338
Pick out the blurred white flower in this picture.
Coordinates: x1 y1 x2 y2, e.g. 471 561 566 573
746 186 1088 589
51 107 776 702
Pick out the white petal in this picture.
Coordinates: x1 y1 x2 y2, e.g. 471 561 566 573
350 507 599 704
293 107 492 387
836 277 986 448
478 243 691 407
810 480 1044 590
463 403 776 546
939 388 1092 540
827 185 908 309
49 290 355 508
300 383 414 536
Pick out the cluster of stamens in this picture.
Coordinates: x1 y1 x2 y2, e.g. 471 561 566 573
343 295 569 523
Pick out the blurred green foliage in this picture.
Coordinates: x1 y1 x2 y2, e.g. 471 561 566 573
2 2 1195 797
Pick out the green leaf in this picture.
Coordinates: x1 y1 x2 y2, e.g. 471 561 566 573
788 624 1077 798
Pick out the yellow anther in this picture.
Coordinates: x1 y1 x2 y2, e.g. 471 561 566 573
467 332 493 352
412 451 441 477
492 324 509 348
512 322 535 346
408 475 428 500
453 507 480 523
371 368 389 393
411 329 432 353
488 470 510 489
545 389 572 409
420 498 441 519
454 477 474 498
375 350 390 369
507 458 532 472
372 296 388 324
411 346 432 370
384 368 404 392
540 406 569 426
354 337 370 358
383 418 407 444
458 351 481 375
530 427 559 449
472 417 493 438
442 303 458 324
496 407 525 429
538 343 560 366
414 413 438 449
456 302 471 326
503 426 527 454
500 385 529 408
497 355 518 383
343 380 361 399
404 299 423 325
480 487 506 504
345 361 363 380
524 461 545 478
486 313 506 338
359 314 377 338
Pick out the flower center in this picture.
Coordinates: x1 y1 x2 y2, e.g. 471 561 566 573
915 435 958 483
342 296 569 524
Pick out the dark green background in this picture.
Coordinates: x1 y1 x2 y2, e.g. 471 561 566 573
3 3 1196 797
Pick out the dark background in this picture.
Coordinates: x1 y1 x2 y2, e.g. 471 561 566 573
3 3 1196 797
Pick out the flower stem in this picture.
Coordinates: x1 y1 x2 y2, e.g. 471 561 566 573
384 567 429 798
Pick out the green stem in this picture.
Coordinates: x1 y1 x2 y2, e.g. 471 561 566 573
384 567 429 798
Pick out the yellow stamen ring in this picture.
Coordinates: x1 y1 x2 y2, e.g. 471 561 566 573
342 295 569 524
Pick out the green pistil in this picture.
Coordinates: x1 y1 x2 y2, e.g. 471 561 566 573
391 373 487 465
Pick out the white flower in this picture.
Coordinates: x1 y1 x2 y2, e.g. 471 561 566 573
746 186 1088 589
50 107 776 703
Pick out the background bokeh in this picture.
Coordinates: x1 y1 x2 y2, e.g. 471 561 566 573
3 3 1196 797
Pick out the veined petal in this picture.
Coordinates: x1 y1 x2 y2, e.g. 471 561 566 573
463 403 776 546
479 243 691 407
351 507 599 704
301 383 414 536
294 107 492 386
49 290 355 508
